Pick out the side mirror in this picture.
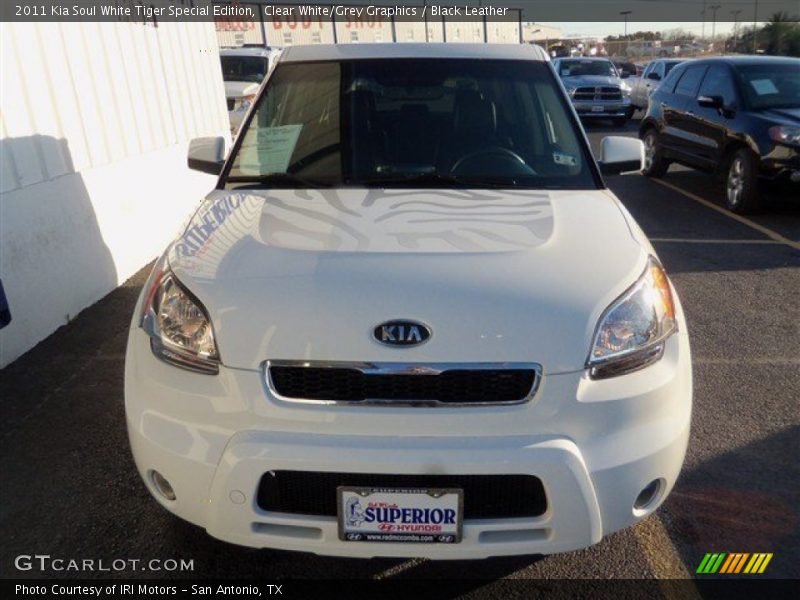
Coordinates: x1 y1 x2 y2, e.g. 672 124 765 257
698 95 724 109
187 137 226 175
598 136 644 176
646 72 661 81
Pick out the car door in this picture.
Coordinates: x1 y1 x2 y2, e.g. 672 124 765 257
633 62 653 107
665 64 709 164
639 60 664 108
682 65 741 166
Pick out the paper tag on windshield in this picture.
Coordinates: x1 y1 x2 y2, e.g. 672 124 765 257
750 79 779 96
553 151 577 166
237 124 303 175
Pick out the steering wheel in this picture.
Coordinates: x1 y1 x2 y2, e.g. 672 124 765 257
450 146 535 176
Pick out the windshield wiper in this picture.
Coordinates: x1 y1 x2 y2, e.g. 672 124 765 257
362 172 515 188
226 173 329 189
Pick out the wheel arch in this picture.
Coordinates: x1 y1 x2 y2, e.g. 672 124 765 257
638 118 660 139
718 137 758 175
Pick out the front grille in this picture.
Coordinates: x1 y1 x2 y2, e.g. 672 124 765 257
573 86 623 101
226 98 236 110
257 471 547 519
268 363 538 405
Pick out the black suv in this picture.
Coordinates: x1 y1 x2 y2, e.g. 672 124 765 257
639 56 799 213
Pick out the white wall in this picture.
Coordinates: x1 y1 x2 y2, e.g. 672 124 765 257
0 21 230 367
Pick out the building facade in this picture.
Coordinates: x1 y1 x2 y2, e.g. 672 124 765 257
0 21 230 367
215 3 522 47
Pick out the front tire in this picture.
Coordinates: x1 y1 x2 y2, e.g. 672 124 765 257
641 129 669 177
726 149 761 214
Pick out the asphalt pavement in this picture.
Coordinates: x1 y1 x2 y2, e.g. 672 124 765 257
1 115 798 584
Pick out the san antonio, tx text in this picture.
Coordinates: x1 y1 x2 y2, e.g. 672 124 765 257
16 584 279 596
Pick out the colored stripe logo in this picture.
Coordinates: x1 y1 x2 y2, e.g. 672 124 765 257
696 553 773 574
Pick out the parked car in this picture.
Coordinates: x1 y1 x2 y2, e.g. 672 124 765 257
127 43 691 559
612 60 638 78
220 46 279 134
630 59 685 110
553 57 634 125
640 56 800 213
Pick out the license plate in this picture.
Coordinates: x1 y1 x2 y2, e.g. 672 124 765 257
338 487 463 543
591 105 605 112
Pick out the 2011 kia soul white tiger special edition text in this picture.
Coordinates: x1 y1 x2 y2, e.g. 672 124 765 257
125 44 692 558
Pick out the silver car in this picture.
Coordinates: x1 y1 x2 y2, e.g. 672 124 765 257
553 57 634 126
630 59 685 110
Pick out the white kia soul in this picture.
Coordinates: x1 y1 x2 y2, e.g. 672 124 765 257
125 43 692 559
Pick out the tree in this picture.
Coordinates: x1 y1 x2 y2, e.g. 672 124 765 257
663 28 694 42
604 30 661 42
762 12 800 56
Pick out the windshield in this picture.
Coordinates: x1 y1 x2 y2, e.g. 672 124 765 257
735 63 800 110
557 60 617 78
221 56 269 83
225 59 597 190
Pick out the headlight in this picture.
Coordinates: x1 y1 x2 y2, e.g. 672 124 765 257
768 125 800 147
236 94 256 112
140 256 220 374
587 257 677 379
620 82 632 96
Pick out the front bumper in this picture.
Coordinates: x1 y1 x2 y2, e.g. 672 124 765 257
760 146 800 186
573 98 632 118
125 324 692 559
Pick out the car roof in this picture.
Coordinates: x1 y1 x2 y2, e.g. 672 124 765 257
690 55 800 66
220 47 273 58
280 43 548 63
555 56 612 61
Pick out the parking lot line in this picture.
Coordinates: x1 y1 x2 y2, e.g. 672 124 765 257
652 179 800 252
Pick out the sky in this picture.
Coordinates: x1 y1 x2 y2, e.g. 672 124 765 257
542 21 748 38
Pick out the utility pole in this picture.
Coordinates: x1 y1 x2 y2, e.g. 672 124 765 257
478 0 487 43
701 0 706 40
731 9 742 52
753 0 759 53
423 0 429 43
710 4 721 45
620 10 632 39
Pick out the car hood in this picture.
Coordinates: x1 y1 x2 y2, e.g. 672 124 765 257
168 189 646 373
562 75 621 88
761 107 800 124
224 81 260 99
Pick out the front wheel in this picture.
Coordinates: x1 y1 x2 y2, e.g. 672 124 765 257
641 129 669 177
726 149 761 214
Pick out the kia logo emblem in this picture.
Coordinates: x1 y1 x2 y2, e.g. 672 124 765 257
373 320 431 347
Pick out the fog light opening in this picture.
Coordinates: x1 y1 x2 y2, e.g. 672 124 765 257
633 478 664 516
150 470 176 501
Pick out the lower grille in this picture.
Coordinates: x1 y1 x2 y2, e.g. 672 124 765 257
267 362 539 405
257 471 547 519
574 86 623 101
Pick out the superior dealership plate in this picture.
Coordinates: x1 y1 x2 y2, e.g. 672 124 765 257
338 487 463 543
